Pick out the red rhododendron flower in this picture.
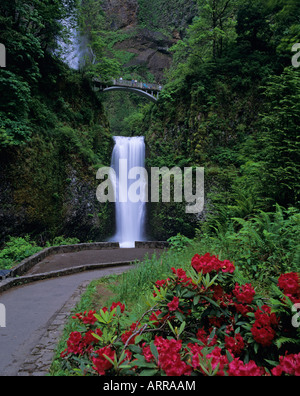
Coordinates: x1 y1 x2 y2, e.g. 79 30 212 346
110 301 125 313
121 330 136 345
221 259 235 274
251 322 276 347
225 333 245 356
278 272 300 303
83 310 97 325
153 336 191 376
92 346 115 376
250 305 279 347
66 331 83 355
153 278 170 297
142 343 153 363
196 327 217 346
171 267 195 288
191 253 222 274
167 296 180 312
233 283 256 304
272 353 300 376
227 358 265 376
191 253 235 275
212 285 224 301
83 329 103 346
187 342 204 369
278 272 300 295
72 310 97 325
255 305 279 327
206 347 229 376
234 302 253 317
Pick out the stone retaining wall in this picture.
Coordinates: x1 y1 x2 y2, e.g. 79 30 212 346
0 241 169 292
9 241 168 278
9 242 120 278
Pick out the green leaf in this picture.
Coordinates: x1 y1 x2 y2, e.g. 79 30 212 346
178 321 186 336
226 350 234 363
264 359 279 367
91 332 102 341
140 369 158 376
207 328 216 346
150 341 159 362
128 344 142 354
175 310 185 322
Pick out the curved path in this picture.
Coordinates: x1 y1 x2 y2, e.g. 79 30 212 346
0 266 131 376
0 247 165 376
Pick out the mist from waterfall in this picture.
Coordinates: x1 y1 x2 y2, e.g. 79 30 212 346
110 136 147 248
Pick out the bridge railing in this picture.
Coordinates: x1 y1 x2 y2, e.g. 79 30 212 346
111 79 163 92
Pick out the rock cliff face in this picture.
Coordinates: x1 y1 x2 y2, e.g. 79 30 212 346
101 0 197 81
101 0 138 31
114 28 174 81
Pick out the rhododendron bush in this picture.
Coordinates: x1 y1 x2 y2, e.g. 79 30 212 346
59 253 300 376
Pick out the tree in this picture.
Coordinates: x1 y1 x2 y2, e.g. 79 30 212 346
188 0 239 61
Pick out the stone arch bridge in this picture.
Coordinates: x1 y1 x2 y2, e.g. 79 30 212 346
93 78 163 103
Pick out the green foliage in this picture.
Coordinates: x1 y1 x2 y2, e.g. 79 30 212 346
0 236 42 270
0 0 78 147
78 0 121 81
256 67 300 206
167 233 193 252
201 205 300 282
0 70 32 146
47 236 80 247
0 235 82 270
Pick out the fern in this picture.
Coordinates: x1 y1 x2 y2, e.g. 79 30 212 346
275 337 300 349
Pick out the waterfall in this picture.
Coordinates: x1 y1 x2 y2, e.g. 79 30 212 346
56 5 95 70
110 136 147 248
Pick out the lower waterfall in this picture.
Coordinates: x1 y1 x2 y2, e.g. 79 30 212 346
110 136 147 248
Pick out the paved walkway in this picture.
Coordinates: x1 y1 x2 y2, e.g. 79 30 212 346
24 248 162 276
0 265 132 376
0 247 166 376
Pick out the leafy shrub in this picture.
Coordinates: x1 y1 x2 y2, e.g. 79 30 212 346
201 204 300 282
167 233 193 252
0 235 81 270
0 236 42 270
57 253 300 376
47 236 80 247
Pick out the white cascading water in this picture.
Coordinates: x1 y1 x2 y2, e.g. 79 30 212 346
56 3 95 70
57 22 94 70
110 136 147 248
